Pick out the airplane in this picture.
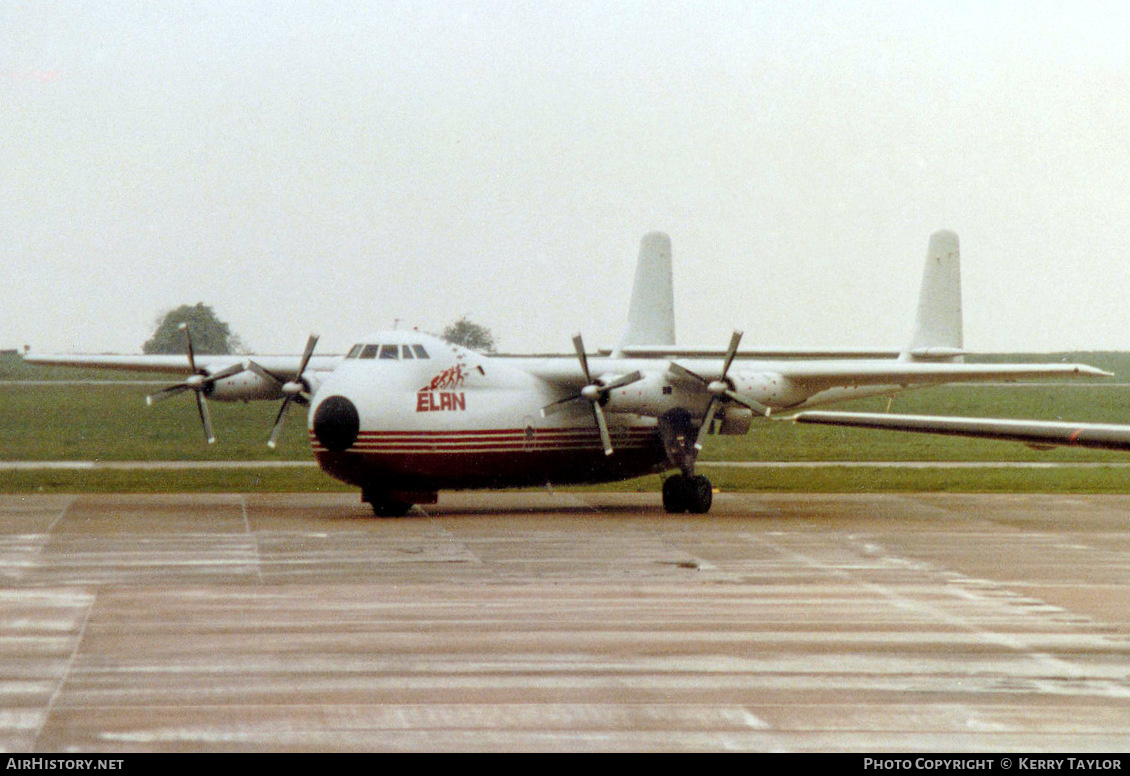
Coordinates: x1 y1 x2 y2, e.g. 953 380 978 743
24 231 1112 516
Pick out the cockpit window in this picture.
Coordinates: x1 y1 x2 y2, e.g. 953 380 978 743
350 343 429 361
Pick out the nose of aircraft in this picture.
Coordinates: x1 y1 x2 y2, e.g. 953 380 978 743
313 395 360 451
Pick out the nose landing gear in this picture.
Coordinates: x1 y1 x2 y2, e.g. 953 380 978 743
361 487 437 518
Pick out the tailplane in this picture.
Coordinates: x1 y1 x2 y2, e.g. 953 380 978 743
904 230 964 362
614 232 675 355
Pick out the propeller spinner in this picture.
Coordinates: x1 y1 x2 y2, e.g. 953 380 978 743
541 333 643 456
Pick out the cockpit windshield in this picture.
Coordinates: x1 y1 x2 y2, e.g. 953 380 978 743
347 343 430 360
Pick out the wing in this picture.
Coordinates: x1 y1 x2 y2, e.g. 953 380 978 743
612 345 907 359
23 348 343 445
772 361 1112 394
515 355 1111 412
793 411 1130 451
23 353 342 379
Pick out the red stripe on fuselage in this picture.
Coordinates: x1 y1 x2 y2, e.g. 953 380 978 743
310 427 657 453
308 426 668 489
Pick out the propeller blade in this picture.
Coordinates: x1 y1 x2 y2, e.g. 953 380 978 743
207 361 248 383
668 361 706 384
540 371 640 419
572 333 592 383
592 402 613 456
297 334 319 376
288 334 320 404
267 397 295 449
555 332 636 455
724 390 772 417
146 384 191 406
144 323 252 443
148 361 246 405
265 333 320 448
245 360 284 388
602 370 644 392
179 323 198 374
672 329 770 448
715 330 771 416
194 391 215 444
720 330 743 378
695 398 721 451
540 395 580 418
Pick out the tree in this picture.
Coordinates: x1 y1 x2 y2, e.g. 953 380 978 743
143 303 244 355
441 315 496 354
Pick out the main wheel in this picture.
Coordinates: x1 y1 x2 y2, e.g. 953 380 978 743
686 474 713 514
662 474 713 514
662 474 688 513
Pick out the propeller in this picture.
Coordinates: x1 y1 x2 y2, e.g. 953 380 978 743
146 323 247 444
541 333 643 456
667 330 772 450
245 334 320 448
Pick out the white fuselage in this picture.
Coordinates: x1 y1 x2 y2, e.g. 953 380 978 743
307 333 668 494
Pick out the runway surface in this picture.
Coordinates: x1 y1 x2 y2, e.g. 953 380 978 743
1 490 1129 752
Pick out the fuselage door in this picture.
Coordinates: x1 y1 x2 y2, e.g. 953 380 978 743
524 416 537 452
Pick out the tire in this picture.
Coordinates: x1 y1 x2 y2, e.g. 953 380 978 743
687 475 713 514
371 500 414 518
363 488 415 518
662 475 688 513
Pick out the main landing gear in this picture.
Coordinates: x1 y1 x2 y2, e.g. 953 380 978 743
657 407 715 514
662 473 713 514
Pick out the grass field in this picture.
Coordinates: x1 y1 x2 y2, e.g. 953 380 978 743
4 352 1130 494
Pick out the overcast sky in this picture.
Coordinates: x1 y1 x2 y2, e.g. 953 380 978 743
5 1 1130 356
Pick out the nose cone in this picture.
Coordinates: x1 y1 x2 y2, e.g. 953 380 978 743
313 395 360 451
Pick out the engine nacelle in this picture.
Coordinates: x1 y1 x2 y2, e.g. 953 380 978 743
730 370 808 409
601 371 693 417
204 371 285 402
717 407 753 436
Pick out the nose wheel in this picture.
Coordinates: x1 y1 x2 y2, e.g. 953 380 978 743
662 473 713 514
361 487 437 518
368 499 414 518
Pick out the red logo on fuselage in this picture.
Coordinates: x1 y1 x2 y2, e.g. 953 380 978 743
417 365 466 412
